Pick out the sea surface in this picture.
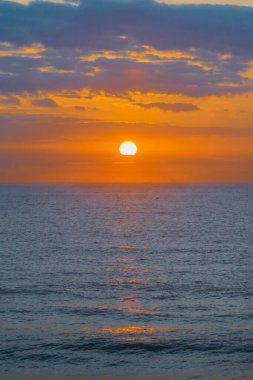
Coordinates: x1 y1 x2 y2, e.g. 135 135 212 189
0 183 252 380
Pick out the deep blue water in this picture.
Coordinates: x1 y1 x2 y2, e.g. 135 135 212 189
0 183 253 380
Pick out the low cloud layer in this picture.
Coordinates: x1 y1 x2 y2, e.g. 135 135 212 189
135 102 199 112
31 98 59 107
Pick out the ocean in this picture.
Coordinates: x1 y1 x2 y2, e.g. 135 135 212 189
0 183 252 380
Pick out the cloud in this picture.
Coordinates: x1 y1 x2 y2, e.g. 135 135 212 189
1 0 253 55
240 61 253 79
0 96 20 105
1 114 253 146
31 98 59 107
1 50 250 97
0 42 45 58
0 0 253 97
81 46 197 65
135 102 199 112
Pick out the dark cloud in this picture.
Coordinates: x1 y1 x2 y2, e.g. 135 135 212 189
0 0 253 96
0 96 20 105
0 52 251 97
135 102 199 112
0 0 253 55
74 106 86 110
31 98 59 107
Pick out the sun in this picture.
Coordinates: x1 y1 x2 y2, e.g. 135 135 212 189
119 141 138 156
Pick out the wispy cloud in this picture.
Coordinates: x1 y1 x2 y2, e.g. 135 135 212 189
135 102 199 112
31 98 59 107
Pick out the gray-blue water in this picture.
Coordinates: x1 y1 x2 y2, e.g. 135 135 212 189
0 184 252 380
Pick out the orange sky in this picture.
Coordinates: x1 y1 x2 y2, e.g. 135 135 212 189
0 0 253 182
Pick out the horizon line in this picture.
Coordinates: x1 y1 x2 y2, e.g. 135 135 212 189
0 181 252 184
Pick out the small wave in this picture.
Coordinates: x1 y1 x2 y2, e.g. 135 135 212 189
0 288 64 296
45 338 253 355
112 245 148 251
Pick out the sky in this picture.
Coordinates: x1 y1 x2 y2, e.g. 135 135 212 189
0 0 253 182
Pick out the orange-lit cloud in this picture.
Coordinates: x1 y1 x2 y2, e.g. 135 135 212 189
0 42 45 58
240 62 253 80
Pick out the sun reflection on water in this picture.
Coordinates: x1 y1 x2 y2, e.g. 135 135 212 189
82 324 176 343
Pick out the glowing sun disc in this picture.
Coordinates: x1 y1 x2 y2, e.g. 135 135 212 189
119 141 138 156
